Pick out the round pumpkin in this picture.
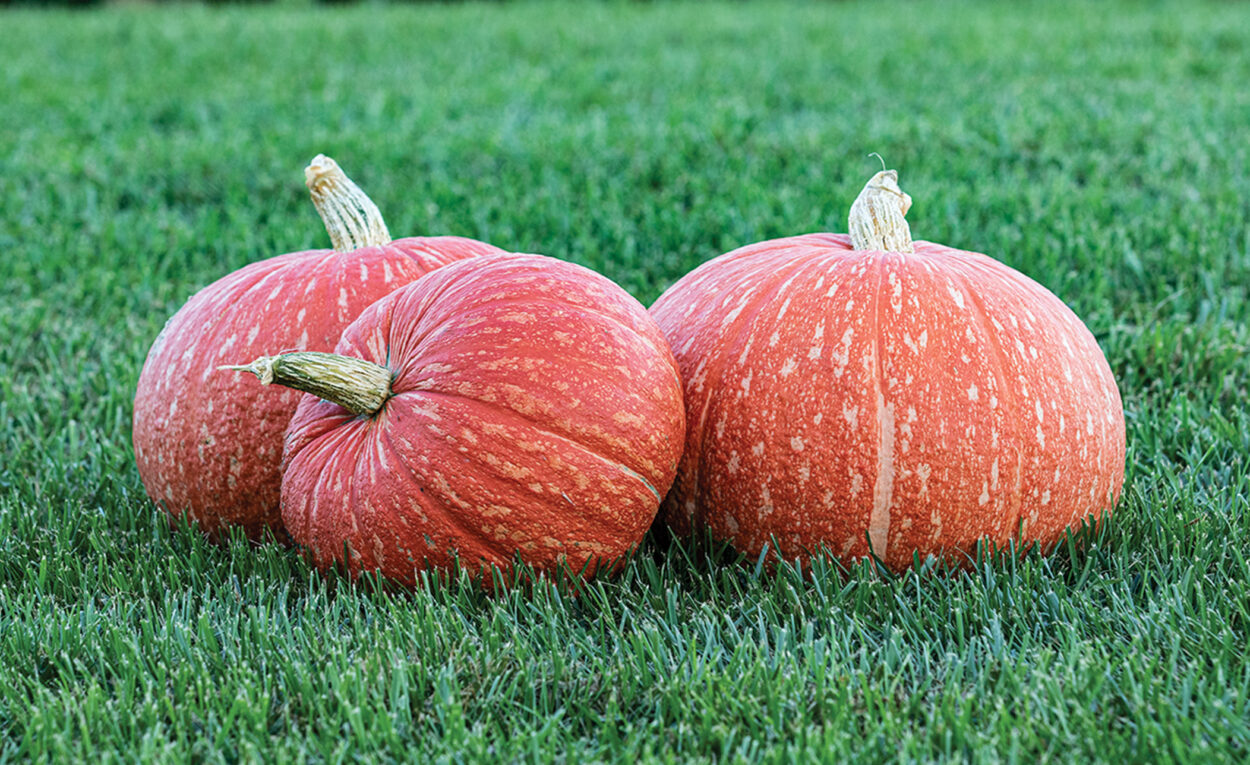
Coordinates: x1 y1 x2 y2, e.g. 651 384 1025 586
227 253 685 583
649 169 1126 570
132 156 504 540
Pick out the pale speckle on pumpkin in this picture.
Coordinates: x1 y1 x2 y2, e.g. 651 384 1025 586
759 486 774 517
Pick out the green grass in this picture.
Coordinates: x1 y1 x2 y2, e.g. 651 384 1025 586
2 0 1249 760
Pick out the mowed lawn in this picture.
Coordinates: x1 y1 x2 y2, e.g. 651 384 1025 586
2 0 1249 760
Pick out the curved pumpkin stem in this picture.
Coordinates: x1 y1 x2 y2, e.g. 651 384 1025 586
305 155 392 252
848 169 914 253
221 352 392 417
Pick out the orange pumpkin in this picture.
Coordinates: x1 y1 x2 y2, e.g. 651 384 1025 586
227 254 686 584
133 157 502 540
649 169 1126 570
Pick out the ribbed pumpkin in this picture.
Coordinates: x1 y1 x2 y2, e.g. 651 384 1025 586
226 253 685 583
649 169 1125 570
133 156 503 540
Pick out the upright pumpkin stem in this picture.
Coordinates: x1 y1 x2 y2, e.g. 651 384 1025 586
305 155 392 252
220 352 392 417
848 169 915 253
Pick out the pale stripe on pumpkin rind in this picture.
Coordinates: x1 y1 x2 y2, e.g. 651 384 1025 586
650 234 1125 570
132 237 502 538
871 247 1023 567
280 253 686 582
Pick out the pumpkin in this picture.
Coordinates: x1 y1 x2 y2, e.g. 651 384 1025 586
132 156 504 540
649 169 1126 570
225 253 685 583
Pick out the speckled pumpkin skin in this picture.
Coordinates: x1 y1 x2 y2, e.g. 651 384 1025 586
280 253 686 584
132 237 503 540
650 233 1125 571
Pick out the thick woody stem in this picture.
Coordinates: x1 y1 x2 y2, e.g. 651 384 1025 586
221 352 392 416
848 169 915 253
305 155 392 252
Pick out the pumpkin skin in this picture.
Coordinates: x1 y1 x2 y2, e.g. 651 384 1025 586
270 253 686 584
650 190 1125 570
132 157 503 540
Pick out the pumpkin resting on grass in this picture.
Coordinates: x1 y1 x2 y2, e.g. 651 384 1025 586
227 253 685 584
649 169 1126 570
133 156 503 540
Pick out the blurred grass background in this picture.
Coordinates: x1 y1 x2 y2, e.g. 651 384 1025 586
2 1 1248 761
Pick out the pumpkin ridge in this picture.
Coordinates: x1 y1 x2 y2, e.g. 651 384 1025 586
174 253 312 355
372 419 521 567
411 283 671 367
288 411 370 558
950 259 1027 551
371 394 651 571
954 251 1125 538
391 388 665 499
368 268 466 372
346 429 367 567
687 249 833 533
226 252 326 311
386 238 505 276
362 259 649 383
204 251 347 359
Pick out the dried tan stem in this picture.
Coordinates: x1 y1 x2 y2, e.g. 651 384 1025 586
220 352 392 416
848 169 914 253
305 155 392 252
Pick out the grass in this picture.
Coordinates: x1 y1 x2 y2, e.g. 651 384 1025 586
2 0 1249 760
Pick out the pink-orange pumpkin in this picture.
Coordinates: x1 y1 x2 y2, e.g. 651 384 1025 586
649 169 1126 570
228 253 685 583
132 156 503 540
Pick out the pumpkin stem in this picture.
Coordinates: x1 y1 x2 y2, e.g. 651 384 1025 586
305 155 392 252
220 351 392 417
848 169 915 253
